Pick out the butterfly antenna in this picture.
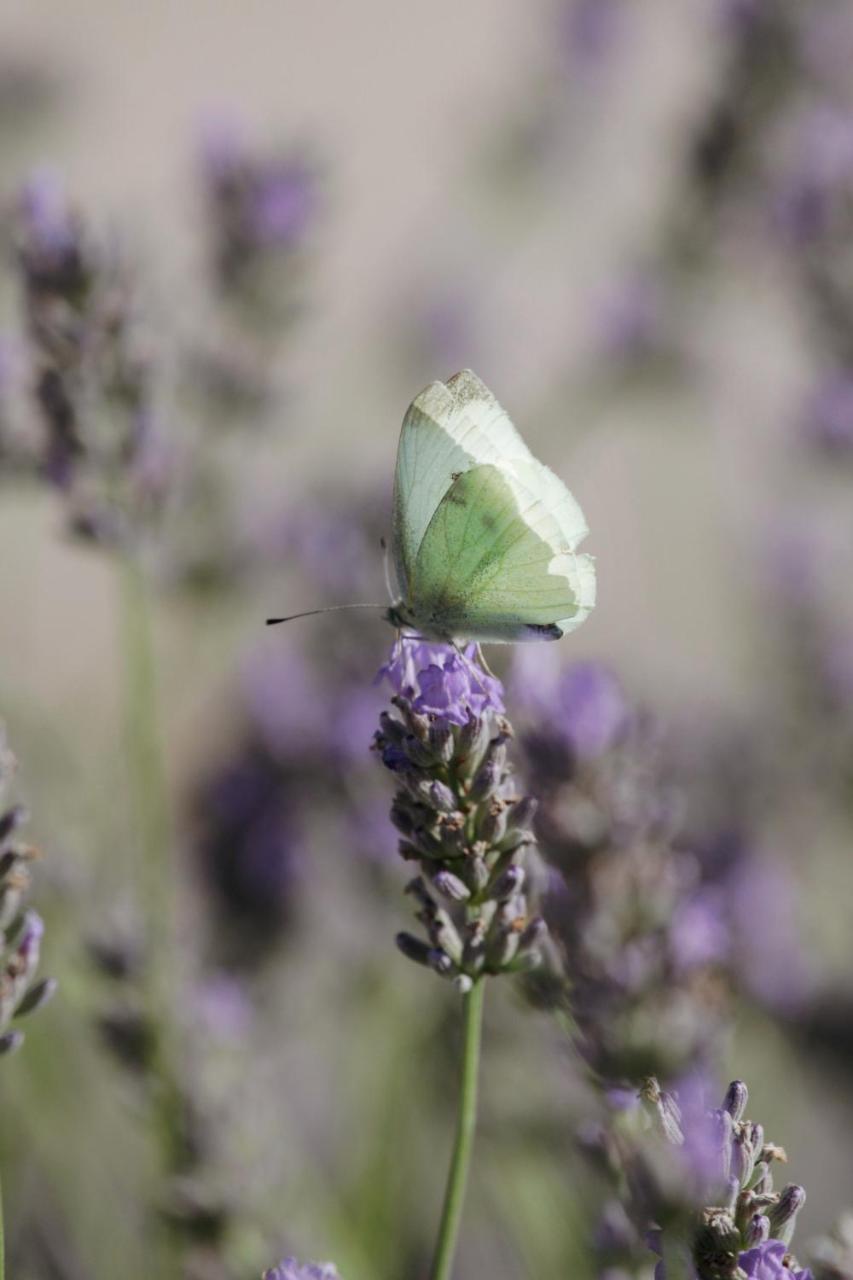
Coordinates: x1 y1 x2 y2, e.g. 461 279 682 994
266 603 387 626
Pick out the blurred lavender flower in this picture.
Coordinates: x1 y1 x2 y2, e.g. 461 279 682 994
593 272 674 372
620 1079 812 1280
802 374 853 459
810 1213 853 1280
374 638 545 985
200 117 319 330
192 635 394 967
193 723 303 969
0 727 56 1056
517 659 728 1085
12 170 171 550
263 1260 339 1280
559 0 625 72
741 1241 813 1280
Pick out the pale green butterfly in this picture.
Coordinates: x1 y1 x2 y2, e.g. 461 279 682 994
268 369 595 643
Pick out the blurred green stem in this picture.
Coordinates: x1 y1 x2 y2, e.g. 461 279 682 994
119 553 172 974
429 977 486 1280
1 1168 5 1280
118 555 186 1254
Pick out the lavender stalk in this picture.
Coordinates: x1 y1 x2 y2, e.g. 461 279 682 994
374 639 547 1280
0 728 56 1280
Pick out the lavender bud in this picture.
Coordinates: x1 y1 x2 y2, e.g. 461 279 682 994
425 780 457 813
751 1162 772 1195
509 794 537 830
486 921 522 969
722 1080 748 1123
743 1214 770 1248
469 740 508 801
767 1185 806 1246
432 870 471 903
490 864 525 900
456 716 491 774
731 1126 758 1187
517 915 548 955
468 854 490 894
395 932 437 968
711 1109 734 1182
426 912 463 965
478 801 508 845
427 721 455 763
0 1030 24 1056
13 976 57 1018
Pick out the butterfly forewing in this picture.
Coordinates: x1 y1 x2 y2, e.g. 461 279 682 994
391 369 596 643
391 370 536 590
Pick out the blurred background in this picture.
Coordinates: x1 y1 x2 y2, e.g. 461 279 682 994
1 1 853 1277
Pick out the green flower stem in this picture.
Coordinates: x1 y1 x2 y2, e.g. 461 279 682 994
118 555 186 1260
429 977 486 1280
119 553 172 985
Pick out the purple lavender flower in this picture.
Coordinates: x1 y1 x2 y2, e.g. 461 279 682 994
624 1080 811 1280
520 670 726 1084
374 640 545 983
512 655 629 760
740 1240 813 1280
193 739 302 966
594 273 667 366
199 115 318 323
13 173 167 548
772 105 853 246
802 374 853 458
0 728 56 1055
378 638 505 726
263 1260 339 1280
558 0 624 70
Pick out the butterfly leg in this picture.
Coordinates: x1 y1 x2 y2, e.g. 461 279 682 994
474 643 497 679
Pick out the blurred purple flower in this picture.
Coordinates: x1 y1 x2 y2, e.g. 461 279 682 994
248 161 315 246
802 374 853 458
193 741 302 965
740 1240 813 1280
264 1260 340 1280
18 168 75 255
514 654 629 760
670 889 730 974
195 974 253 1041
772 105 853 245
559 0 624 70
241 643 328 759
200 114 318 314
595 274 665 364
378 638 505 727
727 855 812 1013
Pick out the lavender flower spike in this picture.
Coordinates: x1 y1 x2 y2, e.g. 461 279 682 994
374 638 545 985
0 727 55 1056
263 1260 340 1280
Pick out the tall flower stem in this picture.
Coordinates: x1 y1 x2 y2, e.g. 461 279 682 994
118 554 186 1262
119 553 172 979
429 978 486 1280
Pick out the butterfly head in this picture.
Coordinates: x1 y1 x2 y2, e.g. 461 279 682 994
385 601 415 632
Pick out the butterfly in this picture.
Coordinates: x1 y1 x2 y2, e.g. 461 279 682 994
268 370 595 644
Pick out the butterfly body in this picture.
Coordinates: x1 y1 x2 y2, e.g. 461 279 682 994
388 370 596 645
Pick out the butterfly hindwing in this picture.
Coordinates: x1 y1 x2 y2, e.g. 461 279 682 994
409 463 595 643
